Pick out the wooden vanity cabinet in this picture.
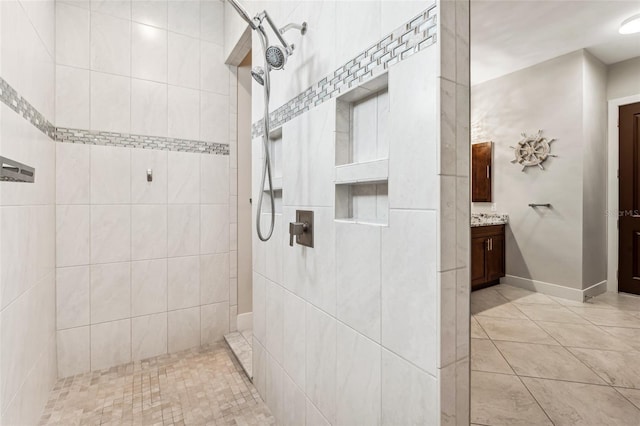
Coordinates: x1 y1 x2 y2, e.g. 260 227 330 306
471 224 505 290
472 142 492 202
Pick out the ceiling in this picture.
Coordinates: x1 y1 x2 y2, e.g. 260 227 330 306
471 0 640 84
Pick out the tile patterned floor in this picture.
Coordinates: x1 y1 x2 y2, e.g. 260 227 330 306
471 284 640 426
39 343 274 426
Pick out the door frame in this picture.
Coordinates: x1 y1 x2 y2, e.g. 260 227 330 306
607 94 640 293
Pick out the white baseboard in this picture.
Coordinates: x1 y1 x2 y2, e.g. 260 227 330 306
502 275 607 302
236 312 253 332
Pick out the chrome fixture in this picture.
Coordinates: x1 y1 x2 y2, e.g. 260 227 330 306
528 203 551 208
251 67 265 86
289 210 313 248
0 156 35 183
227 0 307 241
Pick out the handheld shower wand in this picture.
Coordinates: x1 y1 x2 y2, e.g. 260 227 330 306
226 0 306 242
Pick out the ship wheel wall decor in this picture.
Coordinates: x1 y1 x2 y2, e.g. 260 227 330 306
510 130 557 171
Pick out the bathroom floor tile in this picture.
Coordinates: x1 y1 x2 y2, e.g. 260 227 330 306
475 316 559 345
494 285 558 305
471 316 489 339
494 341 606 384
616 387 640 410
39 343 273 425
568 347 640 389
471 339 514 374
471 371 552 426
471 289 528 319
522 377 640 426
549 295 615 309
472 289 640 425
600 326 640 351
536 321 635 351
567 306 640 328
593 292 640 312
515 303 589 324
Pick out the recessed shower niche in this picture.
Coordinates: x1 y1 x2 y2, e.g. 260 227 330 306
262 127 283 213
335 73 389 225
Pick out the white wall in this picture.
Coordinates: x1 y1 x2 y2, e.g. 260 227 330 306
54 0 238 377
228 1 471 424
472 50 608 294
582 51 607 288
0 0 57 424
607 56 640 101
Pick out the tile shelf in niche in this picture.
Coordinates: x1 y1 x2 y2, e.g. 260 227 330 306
336 181 388 226
335 159 388 184
336 72 389 168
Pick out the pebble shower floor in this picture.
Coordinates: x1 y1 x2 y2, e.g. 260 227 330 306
39 343 274 425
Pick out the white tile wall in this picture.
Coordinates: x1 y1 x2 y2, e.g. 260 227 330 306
248 2 470 425
0 1 57 421
53 0 235 377
132 23 167 83
90 12 131 75
55 143 233 375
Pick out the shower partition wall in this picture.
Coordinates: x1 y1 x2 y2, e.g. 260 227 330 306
226 0 471 424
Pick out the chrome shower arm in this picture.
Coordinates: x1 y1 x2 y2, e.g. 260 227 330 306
279 22 307 35
258 10 294 53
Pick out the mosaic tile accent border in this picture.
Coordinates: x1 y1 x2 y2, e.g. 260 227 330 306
252 3 438 138
0 76 229 155
0 77 56 139
56 128 229 155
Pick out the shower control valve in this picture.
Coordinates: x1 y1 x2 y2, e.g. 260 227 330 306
289 210 314 248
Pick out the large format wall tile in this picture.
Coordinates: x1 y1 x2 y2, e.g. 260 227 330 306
57 326 90 377
132 312 168 360
55 65 91 129
131 258 168 316
305 304 337 424
56 266 90 330
90 262 131 323
131 204 167 260
336 324 381 425
91 319 132 370
91 144 131 204
168 256 200 310
168 307 200 352
90 12 131 76
131 79 168 137
90 71 131 133
91 205 131 263
167 204 200 256
381 209 438 374
56 2 90 68
336 222 381 342
56 205 90 267
132 22 167 83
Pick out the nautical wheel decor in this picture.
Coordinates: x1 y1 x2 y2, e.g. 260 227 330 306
510 130 556 171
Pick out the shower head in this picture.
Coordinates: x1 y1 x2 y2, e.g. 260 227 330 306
265 45 287 70
226 0 257 30
251 67 265 85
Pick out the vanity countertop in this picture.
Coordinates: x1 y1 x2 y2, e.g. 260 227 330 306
471 213 509 227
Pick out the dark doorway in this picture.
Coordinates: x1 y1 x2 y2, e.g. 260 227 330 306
618 102 640 295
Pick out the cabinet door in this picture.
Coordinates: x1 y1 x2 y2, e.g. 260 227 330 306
486 234 505 282
472 142 492 202
471 237 487 288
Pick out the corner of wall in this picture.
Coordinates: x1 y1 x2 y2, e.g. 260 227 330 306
581 49 608 289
